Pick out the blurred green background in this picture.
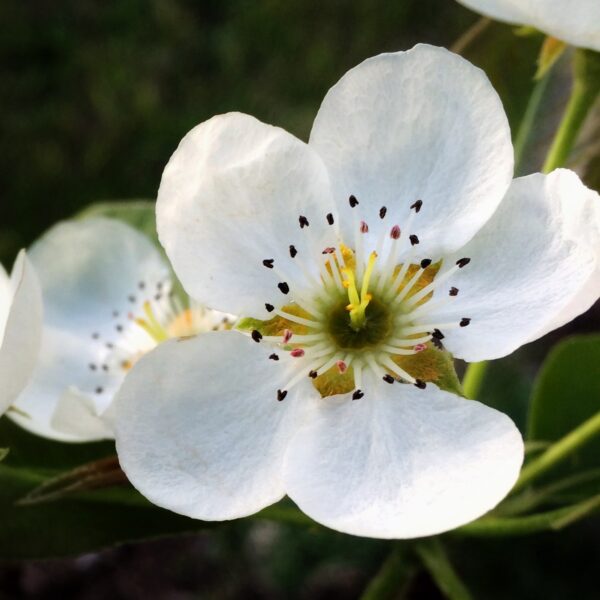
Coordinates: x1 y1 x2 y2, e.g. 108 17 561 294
0 0 598 598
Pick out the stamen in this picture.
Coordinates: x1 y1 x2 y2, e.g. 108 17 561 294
460 318 471 327
275 309 321 329
349 194 359 208
379 355 416 384
251 330 263 343
379 206 387 219
290 348 305 357
456 257 471 268
400 323 460 335
352 389 364 400
409 234 419 246
382 374 395 384
277 389 287 401
410 199 423 213
265 303 274 312
278 282 290 294
390 225 401 240
283 329 293 343
414 379 427 389
403 262 467 308
314 355 341 376
326 212 334 225
289 245 298 258
386 334 432 347
380 345 420 356
449 287 459 296
269 353 279 361
263 259 274 269
299 215 309 228
393 264 426 304
135 301 169 342
354 360 363 392
336 360 347 374
360 221 369 233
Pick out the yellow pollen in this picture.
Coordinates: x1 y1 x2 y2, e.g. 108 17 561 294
166 308 198 338
342 250 378 330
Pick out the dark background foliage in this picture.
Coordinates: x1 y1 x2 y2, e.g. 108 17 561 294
0 0 598 598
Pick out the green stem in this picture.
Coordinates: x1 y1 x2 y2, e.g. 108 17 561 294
456 494 600 537
513 411 600 493
513 70 552 174
450 17 492 55
542 49 600 173
462 361 487 400
415 538 472 600
359 546 416 600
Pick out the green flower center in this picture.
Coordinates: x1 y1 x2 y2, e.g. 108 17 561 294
328 297 392 350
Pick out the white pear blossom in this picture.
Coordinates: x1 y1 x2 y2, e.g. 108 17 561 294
0 251 43 415
111 45 600 539
11 217 233 442
456 0 600 52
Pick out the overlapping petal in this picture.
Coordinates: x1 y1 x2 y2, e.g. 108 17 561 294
0 251 43 414
434 169 600 361
457 0 600 52
157 112 338 317
283 378 523 538
11 218 169 441
309 44 514 256
111 331 315 520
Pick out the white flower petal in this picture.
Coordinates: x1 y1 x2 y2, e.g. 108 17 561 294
10 327 119 441
11 218 169 441
157 112 337 317
435 169 600 361
0 251 43 414
112 331 313 520
309 45 514 256
456 0 525 22
27 217 169 336
283 379 523 539
457 0 600 52
51 388 113 440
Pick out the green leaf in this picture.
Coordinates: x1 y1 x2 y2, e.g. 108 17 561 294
528 334 600 479
0 463 213 560
75 200 158 243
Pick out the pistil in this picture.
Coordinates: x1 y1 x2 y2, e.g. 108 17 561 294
342 251 377 330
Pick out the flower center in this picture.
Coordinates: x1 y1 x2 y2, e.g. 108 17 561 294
85 280 232 400
328 297 392 349
239 196 471 401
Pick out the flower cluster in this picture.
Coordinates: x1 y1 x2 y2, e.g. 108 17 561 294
4 44 599 540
